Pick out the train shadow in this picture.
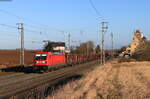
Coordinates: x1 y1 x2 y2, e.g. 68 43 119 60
44 74 83 97
1 66 36 73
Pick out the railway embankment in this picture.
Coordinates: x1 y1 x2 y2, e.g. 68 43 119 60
47 59 150 99
0 60 100 99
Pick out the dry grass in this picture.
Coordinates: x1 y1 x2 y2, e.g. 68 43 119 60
47 60 150 99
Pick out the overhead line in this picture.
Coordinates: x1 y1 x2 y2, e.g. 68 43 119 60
0 9 86 35
89 0 104 19
0 23 17 29
0 30 18 34
0 9 65 32
0 23 43 35
25 29 42 34
0 9 22 20
0 35 19 38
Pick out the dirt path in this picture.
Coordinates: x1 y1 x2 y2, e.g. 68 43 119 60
47 60 150 99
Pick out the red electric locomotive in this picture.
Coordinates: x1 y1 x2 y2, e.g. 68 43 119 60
33 52 66 71
33 41 67 72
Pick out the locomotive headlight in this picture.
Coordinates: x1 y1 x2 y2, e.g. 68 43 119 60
36 61 39 63
42 61 47 63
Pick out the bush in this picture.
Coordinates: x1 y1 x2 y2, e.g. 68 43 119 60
132 41 150 61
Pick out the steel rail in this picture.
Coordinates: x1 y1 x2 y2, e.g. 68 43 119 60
0 60 100 99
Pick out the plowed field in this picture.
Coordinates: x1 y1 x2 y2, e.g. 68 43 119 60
0 50 38 69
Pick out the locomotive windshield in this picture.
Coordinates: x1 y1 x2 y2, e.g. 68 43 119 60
35 54 47 60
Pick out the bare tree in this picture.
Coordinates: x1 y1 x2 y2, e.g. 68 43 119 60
71 41 95 54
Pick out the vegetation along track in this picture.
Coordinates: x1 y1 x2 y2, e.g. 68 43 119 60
46 60 150 99
0 60 100 99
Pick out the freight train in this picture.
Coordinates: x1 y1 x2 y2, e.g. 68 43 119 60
33 51 101 72
33 41 108 72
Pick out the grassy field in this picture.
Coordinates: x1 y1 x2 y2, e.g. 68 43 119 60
0 50 38 69
47 59 150 99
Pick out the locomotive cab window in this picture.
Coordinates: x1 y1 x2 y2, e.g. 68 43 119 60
35 54 47 60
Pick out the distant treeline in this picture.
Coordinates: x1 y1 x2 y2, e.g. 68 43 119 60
70 41 100 54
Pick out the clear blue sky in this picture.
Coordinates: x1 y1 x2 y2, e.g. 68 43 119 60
0 0 150 49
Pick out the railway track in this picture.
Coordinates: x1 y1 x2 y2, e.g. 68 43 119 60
0 60 100 99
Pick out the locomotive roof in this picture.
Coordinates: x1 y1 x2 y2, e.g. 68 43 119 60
47 42 65 46
35 51 64 55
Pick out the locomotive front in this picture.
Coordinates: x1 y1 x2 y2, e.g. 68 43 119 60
33 52 50 71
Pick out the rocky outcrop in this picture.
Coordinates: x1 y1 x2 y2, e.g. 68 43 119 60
129 30 147 55
120 30 147 57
